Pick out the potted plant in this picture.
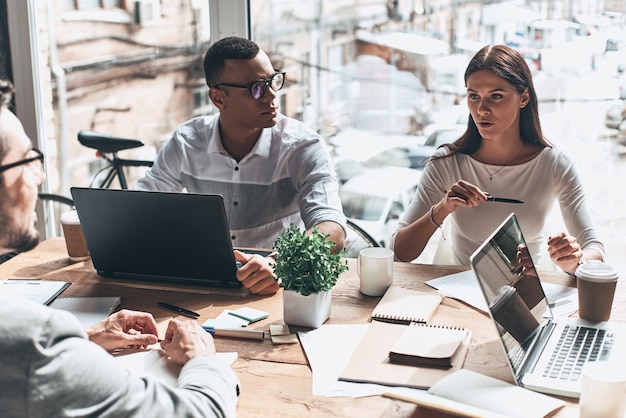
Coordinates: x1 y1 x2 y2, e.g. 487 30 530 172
272 224 348 328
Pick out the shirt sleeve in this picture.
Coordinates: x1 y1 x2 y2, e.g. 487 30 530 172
552 151 606 259
134 131 186 192
289 134 346 232
28 309 239 418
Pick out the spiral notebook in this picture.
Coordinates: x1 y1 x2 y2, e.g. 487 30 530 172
370 285 443 325
389 323 471 368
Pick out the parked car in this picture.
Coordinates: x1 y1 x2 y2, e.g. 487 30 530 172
328 128 420 183
605 102 626 130
405 124 466 169
340 167 422 255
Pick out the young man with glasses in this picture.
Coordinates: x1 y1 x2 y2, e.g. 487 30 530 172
136 37 346 296
0 79 240 417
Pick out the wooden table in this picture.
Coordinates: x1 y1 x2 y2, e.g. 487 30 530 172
4 238 624 417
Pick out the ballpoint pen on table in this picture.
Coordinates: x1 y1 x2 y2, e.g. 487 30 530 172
487 197 524 204
202 326 265 341
157 302 200 319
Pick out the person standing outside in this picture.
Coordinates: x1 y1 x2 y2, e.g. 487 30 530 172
390 45 604 275
343 32 428 134
0 78 240 417
135 37 346 295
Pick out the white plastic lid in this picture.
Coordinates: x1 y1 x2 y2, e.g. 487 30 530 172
575 260 618 282
489 285 516 311
60 210 81 225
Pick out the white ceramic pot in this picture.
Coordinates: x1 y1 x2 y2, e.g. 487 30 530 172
283 289 332 328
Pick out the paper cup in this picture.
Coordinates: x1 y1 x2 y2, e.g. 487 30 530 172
60 210 90 262
576 261 618 322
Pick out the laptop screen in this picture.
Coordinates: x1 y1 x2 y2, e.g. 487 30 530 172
71 187 243 288
470 213 552 374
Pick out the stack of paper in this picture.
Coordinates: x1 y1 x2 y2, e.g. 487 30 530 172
1 279 70 305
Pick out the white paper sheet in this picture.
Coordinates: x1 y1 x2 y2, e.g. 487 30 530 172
113 346 237 387
298 324 389 397
426 271 578 317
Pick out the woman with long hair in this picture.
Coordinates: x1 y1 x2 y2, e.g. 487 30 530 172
390 45 604 274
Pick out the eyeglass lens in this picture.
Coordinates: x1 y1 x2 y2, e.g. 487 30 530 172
250 73 285 99
26 149 44 174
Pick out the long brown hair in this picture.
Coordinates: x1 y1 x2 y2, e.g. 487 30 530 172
434 45 552 160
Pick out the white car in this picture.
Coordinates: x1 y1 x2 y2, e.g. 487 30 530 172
405 124 466 169
340 167 422 256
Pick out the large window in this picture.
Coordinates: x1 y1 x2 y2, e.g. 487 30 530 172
7 0 626 269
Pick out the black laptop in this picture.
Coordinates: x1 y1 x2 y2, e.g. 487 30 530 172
70 187 242 288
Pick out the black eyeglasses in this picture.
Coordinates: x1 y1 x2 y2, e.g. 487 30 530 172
213 71 286 100
0 148 44 174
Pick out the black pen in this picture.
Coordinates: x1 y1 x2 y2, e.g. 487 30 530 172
157 302 200 319
487 197 524 204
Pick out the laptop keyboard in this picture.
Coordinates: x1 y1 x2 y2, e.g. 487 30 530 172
543 325 615 381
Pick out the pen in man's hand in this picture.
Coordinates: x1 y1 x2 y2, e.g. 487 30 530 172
202 325 265 340
157 302 200 319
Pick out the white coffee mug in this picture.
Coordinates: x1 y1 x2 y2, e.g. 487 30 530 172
579 361 626 418
357 247 394 296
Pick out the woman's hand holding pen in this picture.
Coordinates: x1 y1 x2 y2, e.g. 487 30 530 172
444 180 490 208
160 318 216 365
429 181 488 227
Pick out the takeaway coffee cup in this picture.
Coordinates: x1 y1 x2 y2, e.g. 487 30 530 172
60 210 90 261
357 247 393 296
579 361 626 418
576 261 618 321
489 285 539 344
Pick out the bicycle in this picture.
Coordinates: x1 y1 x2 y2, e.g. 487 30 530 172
77 130 154 189
39 130 380 254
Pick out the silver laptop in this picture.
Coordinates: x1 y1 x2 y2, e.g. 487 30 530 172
469 213 626 398
71 187 244 288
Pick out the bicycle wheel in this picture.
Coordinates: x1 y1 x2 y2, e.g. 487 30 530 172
344 218 381 258
37 193 75 237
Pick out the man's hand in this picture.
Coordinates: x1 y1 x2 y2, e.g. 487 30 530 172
160 318 216 365
234 250 280 295
87 309 159 352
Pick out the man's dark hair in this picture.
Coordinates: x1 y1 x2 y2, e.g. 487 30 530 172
0 78 15 174
203 37 260 88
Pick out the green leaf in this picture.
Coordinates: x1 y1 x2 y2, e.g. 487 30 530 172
271 224 348 295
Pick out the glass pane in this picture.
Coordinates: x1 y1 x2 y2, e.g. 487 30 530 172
36 0 212 194
339 191 386 222
103 0 121 8
77 0 101 9
60 0 76 10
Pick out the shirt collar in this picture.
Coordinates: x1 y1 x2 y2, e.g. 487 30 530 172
208 115 272 160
